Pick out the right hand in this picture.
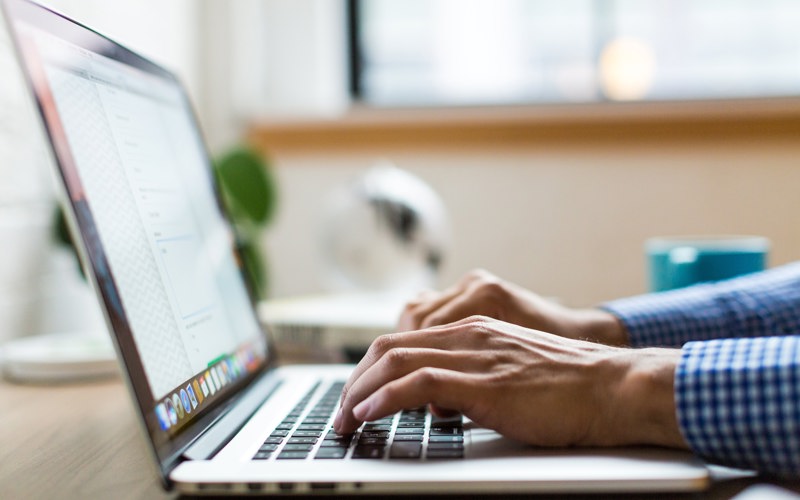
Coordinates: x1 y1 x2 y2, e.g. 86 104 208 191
336 315 684 450
398 269 629 346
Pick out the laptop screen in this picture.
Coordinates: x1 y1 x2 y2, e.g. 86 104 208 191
3 0 270 469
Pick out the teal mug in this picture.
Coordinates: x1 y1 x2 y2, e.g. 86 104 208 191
646 235 769 292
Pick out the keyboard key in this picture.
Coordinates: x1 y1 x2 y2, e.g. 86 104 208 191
270 430 290 437
428 435 463 443
430 427 463 435
426 442 463 450
264 436 284 444
297 423 327 431
287 436 318 445
362 424 392 432
306 410 334 417
367 418 394 425
319 441 350 449
397 422 425 428
395 427 424 435
314 447 347 459
283 443 314 452
319 440 350 448
258 443 279 452
389 441 422 459
356 437 387 446
302 417 330 424
431 416 462 427
392 434 424 442
325 430 352 440
425 448 464 458
427 448 464 459
292 430 323 438
274 423 294 430
360 430 390 439
253 451 272 460
352 446 385 459
277 451 309 460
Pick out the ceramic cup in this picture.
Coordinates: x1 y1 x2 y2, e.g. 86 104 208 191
645 235 769 292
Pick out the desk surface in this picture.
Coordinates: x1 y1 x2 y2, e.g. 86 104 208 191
1 375 799 500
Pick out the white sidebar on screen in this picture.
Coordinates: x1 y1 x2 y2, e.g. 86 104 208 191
33 29 261 398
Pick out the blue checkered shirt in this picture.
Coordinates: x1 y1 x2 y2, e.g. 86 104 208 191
603 262 800 477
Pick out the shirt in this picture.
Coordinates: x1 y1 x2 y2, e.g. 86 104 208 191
603 263 800 477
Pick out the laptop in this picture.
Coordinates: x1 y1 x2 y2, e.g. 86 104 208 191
2 0 710 494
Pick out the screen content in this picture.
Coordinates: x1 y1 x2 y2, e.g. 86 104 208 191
19 23 266 434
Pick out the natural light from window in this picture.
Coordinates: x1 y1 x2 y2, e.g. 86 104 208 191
355 0 800 106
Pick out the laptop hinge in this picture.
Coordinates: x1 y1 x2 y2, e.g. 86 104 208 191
182 371 283 461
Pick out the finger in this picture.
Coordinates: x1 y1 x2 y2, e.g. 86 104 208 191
418 284 500 329
337 347 488 433
397 285 463 331
352 367 477 424
429 405 460 418
398 270 489 331
340 315 491 411
396 289 440 331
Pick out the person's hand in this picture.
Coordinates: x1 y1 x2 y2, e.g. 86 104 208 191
399 269 628 346
334 315 687 450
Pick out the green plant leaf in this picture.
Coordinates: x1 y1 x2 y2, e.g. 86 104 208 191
214 147 277 226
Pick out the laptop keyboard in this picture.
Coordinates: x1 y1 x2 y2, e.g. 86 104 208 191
252 381 464 461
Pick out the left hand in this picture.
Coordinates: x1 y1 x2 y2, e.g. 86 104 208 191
334 315 686 449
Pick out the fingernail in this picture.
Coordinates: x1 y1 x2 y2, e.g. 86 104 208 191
333 408 343 431
352 399 371 421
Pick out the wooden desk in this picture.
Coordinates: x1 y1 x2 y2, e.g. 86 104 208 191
1 376 799 500
0 376 171 500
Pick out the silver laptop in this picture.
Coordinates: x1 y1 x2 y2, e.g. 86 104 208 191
2 0 710 494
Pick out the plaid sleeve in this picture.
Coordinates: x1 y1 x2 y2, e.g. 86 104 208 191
601 262 800 348
675 336 800 476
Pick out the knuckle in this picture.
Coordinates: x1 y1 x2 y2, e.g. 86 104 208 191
478 279 508 300
413 366 441 388
465 314 492 326
465 316 495 340
422 313 444 327
370 333 398 357
383 347 411 368
465 268 492 282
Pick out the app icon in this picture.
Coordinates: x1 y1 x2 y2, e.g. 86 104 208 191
187 384 199 409
198 377 208 399
180 388 192 414
165 397 178 425
155 403 170 431
173 393 185 419
215 365 225 387
205 370 216 395
221 362 230 382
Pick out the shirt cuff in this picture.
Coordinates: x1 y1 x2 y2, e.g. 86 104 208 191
601 284 729 348
675 336 800 476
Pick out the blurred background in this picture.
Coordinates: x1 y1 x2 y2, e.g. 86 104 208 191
2 0 800 344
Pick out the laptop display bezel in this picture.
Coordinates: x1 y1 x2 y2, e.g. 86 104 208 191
1 0 276 485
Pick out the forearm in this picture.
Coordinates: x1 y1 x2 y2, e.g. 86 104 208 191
602 262 800 347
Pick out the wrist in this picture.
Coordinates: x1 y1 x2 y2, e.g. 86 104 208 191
573 309 629 346
603 348 688 449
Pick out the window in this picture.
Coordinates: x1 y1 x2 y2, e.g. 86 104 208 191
351 0 800 106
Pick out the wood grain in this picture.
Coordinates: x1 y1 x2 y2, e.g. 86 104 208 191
0 378 171 500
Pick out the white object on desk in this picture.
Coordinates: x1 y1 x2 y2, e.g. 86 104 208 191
259 292 408 361
0 331 118 383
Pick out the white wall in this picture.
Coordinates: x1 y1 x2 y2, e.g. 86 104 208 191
263 136 800 307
